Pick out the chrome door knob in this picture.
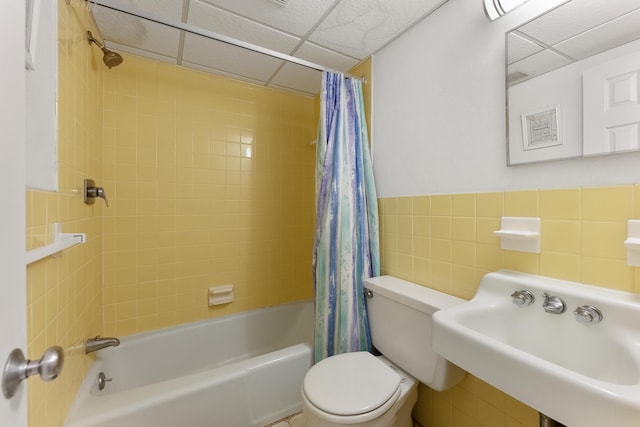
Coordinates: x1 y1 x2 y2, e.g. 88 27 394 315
2 346 64 399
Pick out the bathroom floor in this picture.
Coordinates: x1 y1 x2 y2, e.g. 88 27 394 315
265 412 306 427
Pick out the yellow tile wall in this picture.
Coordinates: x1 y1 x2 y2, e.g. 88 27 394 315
25 1 105 426
101 55 316 336
379 186 640 427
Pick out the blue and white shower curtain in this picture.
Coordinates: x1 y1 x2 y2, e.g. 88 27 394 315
312 71 380 363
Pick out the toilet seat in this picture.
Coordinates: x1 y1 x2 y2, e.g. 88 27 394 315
303 352 402 418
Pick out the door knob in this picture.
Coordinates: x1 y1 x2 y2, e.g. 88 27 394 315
2 346 64 399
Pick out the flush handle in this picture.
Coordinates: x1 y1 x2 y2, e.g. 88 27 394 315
84 179 109 207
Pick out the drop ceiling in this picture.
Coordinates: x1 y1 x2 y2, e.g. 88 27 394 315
89 0 449 96
507 0 640 85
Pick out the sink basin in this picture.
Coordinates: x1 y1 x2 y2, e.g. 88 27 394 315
432 270 640 426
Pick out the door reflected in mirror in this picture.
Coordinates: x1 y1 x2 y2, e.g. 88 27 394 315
506 0 640 165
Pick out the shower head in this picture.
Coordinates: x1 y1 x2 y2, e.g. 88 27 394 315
87 31 123 69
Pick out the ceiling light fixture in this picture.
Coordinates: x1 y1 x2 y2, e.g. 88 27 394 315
483 0 529 20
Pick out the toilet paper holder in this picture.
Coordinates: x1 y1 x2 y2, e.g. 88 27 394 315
84 179 109 207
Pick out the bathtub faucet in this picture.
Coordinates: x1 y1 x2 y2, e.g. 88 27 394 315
85 336 120 354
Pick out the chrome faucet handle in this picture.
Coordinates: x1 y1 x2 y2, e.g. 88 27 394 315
573 305 603 325
511 290 535 306
542 292 565 314
84 179 109 208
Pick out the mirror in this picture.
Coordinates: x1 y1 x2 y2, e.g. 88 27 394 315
506 0 640 165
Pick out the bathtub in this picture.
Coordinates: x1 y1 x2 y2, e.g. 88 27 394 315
65 301 314 427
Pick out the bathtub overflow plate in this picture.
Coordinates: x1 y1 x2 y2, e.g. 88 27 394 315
97 372 112 391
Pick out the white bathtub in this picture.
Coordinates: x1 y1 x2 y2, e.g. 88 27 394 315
65 302 314 427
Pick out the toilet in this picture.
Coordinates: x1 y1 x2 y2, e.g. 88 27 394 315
302 275 466 427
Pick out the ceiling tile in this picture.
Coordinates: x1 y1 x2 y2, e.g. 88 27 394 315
91 0 451 94
182 32 283 82
507 49 573 81
95 0 185 20
518 0 640 46
507 32 544 65
93 5 182 58
194 0 337 37
295 42 359 72
553 8 640 60
187 0 301 54
269 62 322 94
106 41 178 65
309 0 446 59
182 61 267 86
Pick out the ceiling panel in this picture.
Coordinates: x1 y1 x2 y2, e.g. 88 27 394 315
182 32 284 82
507 49 572 80
309 0 446 59
91 0 451 95
553 8 640 60
107 41 177 65
268 62 323 95
182 61 267 86
187 0 301 53
517 0 640 46
94 5 182 58
195 0 337 36
94 0 185 21
507 32 544 65
295 42 359 72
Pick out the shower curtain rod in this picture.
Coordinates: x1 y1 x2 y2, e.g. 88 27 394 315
86 0 365 83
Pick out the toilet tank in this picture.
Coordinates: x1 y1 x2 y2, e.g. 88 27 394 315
364 276 466 391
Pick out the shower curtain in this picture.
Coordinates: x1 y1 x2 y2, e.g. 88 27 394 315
312 71 380 362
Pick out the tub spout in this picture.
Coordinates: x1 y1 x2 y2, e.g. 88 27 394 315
85 336 120 354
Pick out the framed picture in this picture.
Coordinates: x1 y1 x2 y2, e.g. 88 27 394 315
25 0 40 69
521 106 562 151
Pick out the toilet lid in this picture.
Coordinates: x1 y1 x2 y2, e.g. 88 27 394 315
303 352 402 416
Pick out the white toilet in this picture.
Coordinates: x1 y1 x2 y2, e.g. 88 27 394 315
302 275 466 427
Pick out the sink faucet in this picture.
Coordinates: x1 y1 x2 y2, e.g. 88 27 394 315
85 336 120 354
542 293 565 314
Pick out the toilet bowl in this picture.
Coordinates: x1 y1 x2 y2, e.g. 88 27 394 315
303 276 466 427
302 352 417 427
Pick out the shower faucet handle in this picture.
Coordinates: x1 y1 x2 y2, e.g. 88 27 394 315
93 187 109 207
84 179 109 207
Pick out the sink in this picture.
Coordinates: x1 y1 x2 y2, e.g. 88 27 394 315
432 270 640 426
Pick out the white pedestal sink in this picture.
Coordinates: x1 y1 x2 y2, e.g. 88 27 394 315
432 270 640 426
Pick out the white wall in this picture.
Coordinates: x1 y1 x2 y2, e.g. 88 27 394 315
372 0 640 197
25 0 57 191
